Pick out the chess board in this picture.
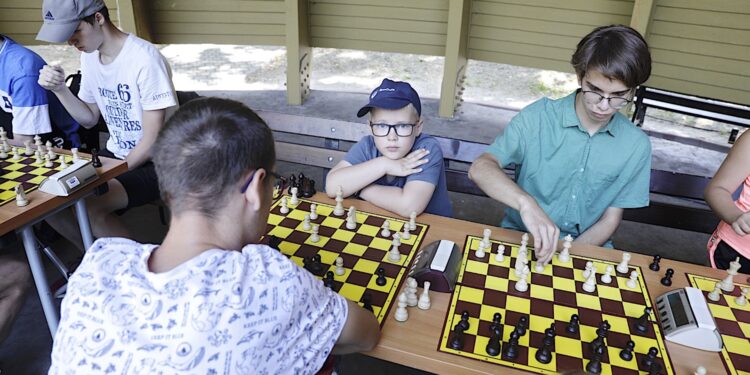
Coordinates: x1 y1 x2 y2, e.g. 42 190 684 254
438 235 675 374
686 273 750 375
0 151 79 206
265 195 429 325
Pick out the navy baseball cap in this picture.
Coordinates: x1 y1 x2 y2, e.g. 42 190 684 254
357 78 422 118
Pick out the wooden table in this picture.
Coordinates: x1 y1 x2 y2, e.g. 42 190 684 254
309 193 735 374
0 150 127 336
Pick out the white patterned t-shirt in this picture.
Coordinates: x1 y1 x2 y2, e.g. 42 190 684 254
49 237 348 375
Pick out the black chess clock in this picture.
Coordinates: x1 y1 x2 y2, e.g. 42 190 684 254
408 240 463 292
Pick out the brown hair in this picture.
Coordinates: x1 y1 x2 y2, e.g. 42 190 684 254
571 25 652 88
81 6 111 25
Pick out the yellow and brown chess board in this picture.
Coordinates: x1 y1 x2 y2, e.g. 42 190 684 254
687 273 750 375
0 151 79 206
265 196 429 325
439 235 674 374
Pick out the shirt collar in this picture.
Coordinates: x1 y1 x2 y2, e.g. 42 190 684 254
0 36 8 56
562 89 619 137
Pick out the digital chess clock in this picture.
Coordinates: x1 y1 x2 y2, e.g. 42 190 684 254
39 160 98 196
408 239 463 292
655 287 723 352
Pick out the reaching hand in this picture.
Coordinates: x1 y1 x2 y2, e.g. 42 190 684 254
383 148 430 177
518 198 559 264
38 64 67 93
732 212 750 236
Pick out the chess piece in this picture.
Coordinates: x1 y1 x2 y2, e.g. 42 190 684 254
480 228 491 248
15 184 28 207
310 224 320 243
514 316 528 337
586 343 605 374
0 146 6 159
58 154 67 168
302 214 312 231
34 151 43 165
619 339 635 361
24 140 33 155
475 241 486 259
649 254 661 271
47 147 55 160
33 135 42 146
409 211 417 231
457 310 471 331
11 147 20 160
394 292 409 322
648 361 662 375
418 281 431 310
71 147 80 161
617 252 631 274
589 320 609 351
485 325 502 356
405 277 418 307
0 127 6 140
495 244 505 263
302 178 316 198
583 270 597 293
362 294 374 312
661 268 674 286
346 206 357 230
720 257 741 292
376 267 387 286
401 222 411 240
534 261 545 273
707 282 722 302
634 307 651 334
641 347 659 369
309 203 318 220
601 265 613 284
735 287 749 306
514 266 529 292
388 235 402 262
335 256 345 276
289 186 299 205
535 323 555 364
490 312 502 332
45 140 52 149
514 253 528 277
323 271 335 289
582 261 594 279
333 186 345 216
1 139 9 152
503 330 520 360
449 323 465 350
288 174 297 194
626 270 639 289
566 314 579 335
558 237 571 263
44 154 53 168
378 221 391 239
279 196 289 214
694 366 707 375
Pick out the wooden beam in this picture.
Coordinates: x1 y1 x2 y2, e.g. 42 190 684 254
115 0 152 41
286 0 311 105
630 0 656 37
439 0 471 118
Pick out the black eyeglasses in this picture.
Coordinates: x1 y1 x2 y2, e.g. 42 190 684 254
370 122 416 137
241 169 283 193
580 90 633 110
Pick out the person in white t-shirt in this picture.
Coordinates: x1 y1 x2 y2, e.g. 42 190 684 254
37 0 177 249
48 97 381 374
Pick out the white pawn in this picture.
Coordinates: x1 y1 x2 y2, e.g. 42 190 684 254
694 366 707 375
626 270 639 289
601 265 613 284
617 252 631 274
417 281 431 310
302 213 312 231
475 241 486 259
558 242 571 263
34 151 43 165
309 203 318 220
45 140 53 150
735 287 748 306
392 232 401 247
535 260 546 273
279 196 289 214
58 154 67 168
0 146 6 159
707 282 722 302
289 186 299 205
34 134 42 146
409 211 417 231
405 277 418 307
394 292 409 322
24 140 33 155
582 270 597 293
11 147 20 160
582 261 594 279
480 228 491 248
514 266 529 292
388 235 402 262
15 184 28 207
346 206 357 230
495 244 505 262
380 221 391 237
1 139 9 152
335 256 345 276
47 147 55 160
333 186 345 216
401 223 411 240
71 147 80 162
44 155 53 168
310 224 320 243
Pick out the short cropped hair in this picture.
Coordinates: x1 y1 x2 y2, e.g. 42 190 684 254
571 25 651 88
81 6 111 25
152 97 276 217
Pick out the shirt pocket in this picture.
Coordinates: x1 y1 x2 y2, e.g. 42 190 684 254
585 171 619 208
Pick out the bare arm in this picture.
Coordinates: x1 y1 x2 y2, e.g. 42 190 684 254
468 152 559 263
38 65 100 128
359 180 435 217
124 109 165 170
325 148 429 197
575 207 623 246
331 299 381 354
705 130 750 236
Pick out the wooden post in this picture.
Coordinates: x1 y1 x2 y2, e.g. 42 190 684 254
286 0 312 106
630 0 656 37
439 0 471 118
115 0 152 41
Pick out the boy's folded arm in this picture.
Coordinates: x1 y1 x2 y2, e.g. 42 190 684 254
332 299 381 354
325 159 388 198
360 180 435 217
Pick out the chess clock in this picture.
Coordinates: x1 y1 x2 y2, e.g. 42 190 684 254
655 287 723 352
39 160 98 196
408 240 462 292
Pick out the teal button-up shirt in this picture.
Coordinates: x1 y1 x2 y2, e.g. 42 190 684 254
486 91 651 245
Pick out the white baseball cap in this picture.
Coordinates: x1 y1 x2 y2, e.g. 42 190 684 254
36 0 105 43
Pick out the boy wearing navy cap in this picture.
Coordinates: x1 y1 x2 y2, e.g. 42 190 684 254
325 78 452 217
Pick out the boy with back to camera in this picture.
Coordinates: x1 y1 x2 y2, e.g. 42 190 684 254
325 78 452 218
469 25 653 264
48 98 381 374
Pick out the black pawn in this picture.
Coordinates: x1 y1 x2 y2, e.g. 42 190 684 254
503 330 520 360
660 268 674 286
323 271 335 289
490 312 502 331
585 344 605 374
485 326 502 356
641 347 658 369
649 255 661 271
566 314 580 335
514 316 528 337
91 148 102 167
458 310 471 331
375 267 387 286
449 323 466 350
619 340 635 361
311 254 323 274
362 293 374 312
634 307 651 334
648 361 662 375
535 323 555 364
